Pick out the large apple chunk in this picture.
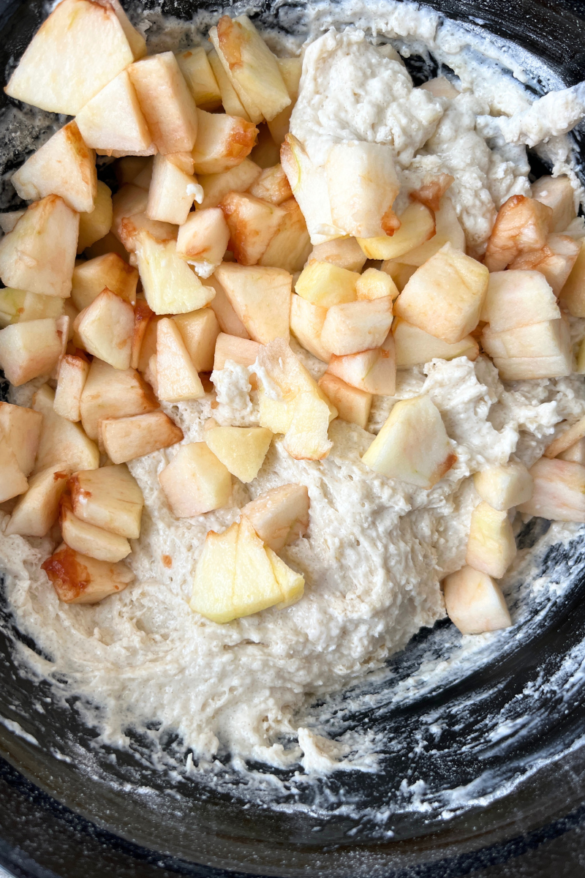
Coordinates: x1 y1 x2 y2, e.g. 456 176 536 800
156 318 205 402
0 196 79 298
5 465 69 537
0 318 63 386
205 424 272 482
80 359 158 440
146 154 201 226
242 484 309 551
214 263 291 343
198 159 261 209
11 121 97 213
129 52 198 154
32 384 99 474
532 175 576 232
295 261 359 308
61 497 131 563
219 191 286 265
484 195 552 272
5 0 135 115
100 411 183 464
70 464 143 538
362 395 456 488
394 243 489 344
136 232 215 315
192 109 258 175
76 69 155 157
318 372 372 429
158 442 232 517
173 308 220 372
357 202 435 260
42 544 134 604
480 270 559 331
0 402 42 476
54 354 90 422
443 566 512 635
473 462 533 511
321 298 393 357
176 47 222 110
176 209 230 277
75 289 134 370
518 458 585 522
327 334 396 396
393 320 478 368
466 501 517 579
72 253 138 311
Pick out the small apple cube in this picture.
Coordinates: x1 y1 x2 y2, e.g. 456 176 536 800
12 120 97 213
72 253 138 312
0 318 63 386
258 392 293 434
0 195 78 298
192 109 258 175
243 483 309 551
214 262 291 343
205 424 272 482
0 436 28 503
213 333 260 370
249 163 292 205
206 275 250 338
131 299 154 370
395 243 489 344
473 462 533 511
5 465 69 537
54 354 90 422
443 566 512 635
409 173 455 212
362 395 456 488
42 544 134 604
80 358 158 440
466 501 517 579
481 319 570 361
128 52 198 154
484 195 553 272
61 497 131 563
318 372 372 429
75 289 134 370
509 233 580 296
393 320 478 368
176 209 230 277
357 201 435 261
77 181 113 253
560 240 585 317
159 442 231 517
480 270 559 332
32 384 99 474
100 411 183 464
399 195 465 267
146 154 201 226
327 334 396 396
280 133 342 245
283 391 335 461
308 237 367 273
290 295 331 363
176 47 222 110
381 260 416 292
136 231 215 315
0 288 63 327
207 48 249 119
198 159 262 209
76 69 154 157
111 184 177 255
219 191 286 266
321 297 393 357
532 175 576 232
559 438 585 465
258 198 312 273
0 402 43 476
356 268 399 302
156 317 205 402
70 464 143 539
170 308 219 373
295 261 359 308
518 457 585 522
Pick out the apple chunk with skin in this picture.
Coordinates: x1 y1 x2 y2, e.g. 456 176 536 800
54 354 90 422
136 231 215 315
473 462 533 511
32 384 99 474
327 334 396 396
80 359 158 441
76 70 155 157
159 442 232 517
393 319 478 368
395 243 489 344
443 566 512 635
0 436 28 503
42 544 134 605
156 317 205 402
362 395 456 488
74 289 134 370
193 109 258 175
243 484 310 551
0 318 64 386
5 465 69 537
70 464 143 538
72 253 138 312
357 201 435 261
176 47 222 110
0 402 43 476
518 457 585 521
61 496 131 563
129 52 198 154
147 154 201 226
11 120 97 213
0 195 78 298
213 333 260 370
321 297 393 357
100 411 184 464
205 424 272 482
295 261 359 308
466 501 517 579
532 175 576 232
484 195 552 272
214 263 291 343
77 182 113 253
176 209 230 278
318 372 372 430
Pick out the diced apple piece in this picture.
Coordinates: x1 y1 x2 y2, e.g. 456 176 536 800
243 484 309 551
249 163 292 205
295 261 359 308
518 457 585 522
494 354 573 381
255 336 325 397
205 424 272 482
128 52 198 154
131 298 154 370
258 392 294 434
0 318 63 386
466 501 517 579
207 49 250 119
481 318 570 361
80 358 158 440
283 392 334 461
72 253 138 312
77 181 113 254
155 317 205 402
54 354 90 422
381 260 417 292
532 175 576 232
214 263 291 343
560 240 585 317
290 295 331 363
321 298 393 357
12 120 97 213
443 566 512 635
170 308 219 373
420 77 460 99
101 411 183 463
395 243 489 344
176 47 222 110
104 0 145 61
5 0 135 115
473 462 533 511
159 442 231 516
76 69 154 157
0 289 63 327
357 201 435 260
5 465 69 537
70 464 143 538
259 198 311 273
112 185 176 255
559 438 585 465
400 195 465 266
266 547 305 609
32 384 99 473
61 496 131 562
206 275 250 338
509 233 580 296
176 209 230 278
308 238 367 273
544 415 585 460
74 289 134 370
136 231 215 315
357 268 399 301
0 195 78 298
219 191 286 265
267 56 302 145
394 320 479 368
326 142 399 239
192 109 258 175
146 154 200 226
198 159 262 209
211 15 291 122
362 394 456 488
0 436 28 502
481 270 559 332
327 334 396 396
281 134 343 245
42 544 134 604
484 195 553 272
0 402 42 476
213 333 260 370
0 211 25 234
318 372 371 429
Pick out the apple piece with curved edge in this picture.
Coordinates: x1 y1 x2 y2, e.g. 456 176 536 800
443 566 512 635
466 501 517 579
545 416 585 460
280 134 343 245
283 391 335 461
0 437 28 503
473 462 533 511
259 198 311 274
0 289 63 327
77 70 155 157
5 465 69 537
207 49 249 120
159 442 232 517
42 544 134 604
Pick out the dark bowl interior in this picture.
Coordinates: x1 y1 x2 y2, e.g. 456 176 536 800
2 0 585 875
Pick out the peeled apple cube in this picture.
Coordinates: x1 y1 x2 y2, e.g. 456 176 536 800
5 465 69 537
0 318 64 386
32 384 99 474
207 276 250 339
173 308 220 373
481 319 570 361
399 194 465 266
100 411 184 465
295 261 359 308
54 354 90 422
176 47 222 110
111 185 177 255
394 243 489 344
484 195 552 272
214 263 291 344
75 289 134 370
259 198 311 274
480 270 560 332
473 462 533 511
146 154 201 226
80 359 158 441
356 267 399 302
176 209 230 277
518 457 585 522
393 319 478 368
357 201 435 261
0 288 63 327
443 566 512 635
362 395 456 488
158 442 232 517
77 181 113 253
204 425 273 482
219 191 286 266
70 464 144 538
136 232 215 315
532 175 576 232
198 159 262 210
242 484 310 551
42 544 134 605
327 334 396 396
509 233 580 296
156 318 205 402
381 260 416 292
321 297 393 357
465 501 517 579
192 109 258 175
61 496 131 563
76 69 155 157
318 372 372 429
308 237 367 273
0 402 43 477
213 333 260 370
72 253 138 312
283 391 336 461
